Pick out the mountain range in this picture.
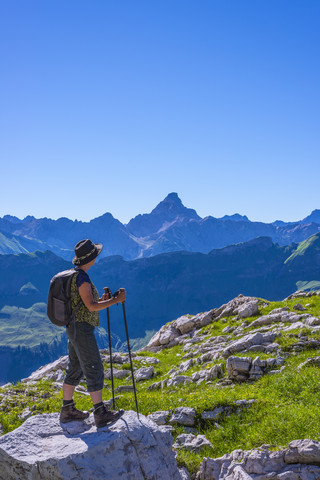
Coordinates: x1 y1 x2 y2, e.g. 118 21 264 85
1 232 320 381
1 193 320 260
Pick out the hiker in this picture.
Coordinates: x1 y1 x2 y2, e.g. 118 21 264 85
59 238 126 428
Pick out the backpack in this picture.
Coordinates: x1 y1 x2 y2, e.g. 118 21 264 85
47 269 81 327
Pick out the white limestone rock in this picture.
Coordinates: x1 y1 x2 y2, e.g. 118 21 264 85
305 316 320 326
178 359 194 373
285 439 320 464
159 326 181 345
226 356 252 381
148 411 170 426
21 355 69 382
0 411 183 480
201 407 225 421
136 356 161 365
134 366 155 381
293 303 307 311
146 330 162 348
169 407 196 426
196 439 320 479
179 466 191 480
105 368 131 379
175 315 196 335
167 375 192 387
44 368 66 382
191 365 222 383
222 332 277 358
192 310 215 328
237 300 259 318
173 433 213 453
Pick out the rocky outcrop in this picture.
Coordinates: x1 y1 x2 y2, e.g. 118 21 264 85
222 332 278 358
0 411 185 480
173 433 213 453
196 440 320 479
169 407 196 427
284 290 320 301
134 366 155 381
21 355 69 382
145 296 260 352
226 355 285 382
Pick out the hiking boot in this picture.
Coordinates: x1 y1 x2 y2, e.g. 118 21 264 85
60 402 90 423
94 404 124 428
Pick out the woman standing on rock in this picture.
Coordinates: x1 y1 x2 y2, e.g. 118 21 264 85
60 239 126 428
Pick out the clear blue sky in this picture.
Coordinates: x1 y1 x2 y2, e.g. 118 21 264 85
0 0 319 224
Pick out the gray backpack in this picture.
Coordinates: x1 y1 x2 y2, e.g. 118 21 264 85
47 269 81 326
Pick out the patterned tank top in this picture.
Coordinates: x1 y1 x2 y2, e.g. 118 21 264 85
70 271 100 327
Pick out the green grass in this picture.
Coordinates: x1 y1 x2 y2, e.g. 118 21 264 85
284 234 320 264
0 303 64 348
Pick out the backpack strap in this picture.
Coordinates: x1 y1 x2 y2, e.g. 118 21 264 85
66 271 83 340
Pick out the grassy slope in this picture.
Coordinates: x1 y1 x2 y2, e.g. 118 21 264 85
0 232 28 255
1 294 320 475
0 303 64 348
285 233 320 264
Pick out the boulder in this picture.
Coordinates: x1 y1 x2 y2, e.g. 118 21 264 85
105 368 131 379
226 356 252 381
148 411 170 426
136 356 161 365
0 411 184 480
293 303 307 311
21 356 69 382
201 407 225 421
159 326 181 345
191 365 222 383
237 300 259 318
196 441 320 479
179 467 191 480
167 376 192 387
178 359 194 372
222 332 277 358
173 433 213 453
216 295 259 320
44 369 66 382
175 315 196 335
147 381 166 391
285 439 320 464
192 310 215 328
169 407 196 426
305 316 320 326
134 367 154 381
145 330 162 348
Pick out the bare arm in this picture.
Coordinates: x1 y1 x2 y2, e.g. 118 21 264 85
78 283 126 312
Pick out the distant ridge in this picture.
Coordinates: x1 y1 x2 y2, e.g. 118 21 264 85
0 193 319 260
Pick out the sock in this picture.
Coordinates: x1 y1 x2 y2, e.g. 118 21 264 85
94 401 104 410
63 399 74 406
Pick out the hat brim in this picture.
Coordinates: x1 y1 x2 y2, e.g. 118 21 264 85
72 243 103 266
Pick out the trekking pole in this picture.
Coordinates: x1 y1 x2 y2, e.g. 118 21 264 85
118 289 139 419
104 287 115 410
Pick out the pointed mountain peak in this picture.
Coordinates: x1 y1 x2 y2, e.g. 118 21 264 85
162 192 182 205
151 193 200 219
127 193 201 237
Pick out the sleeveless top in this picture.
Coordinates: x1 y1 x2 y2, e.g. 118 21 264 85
70 271 100 327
